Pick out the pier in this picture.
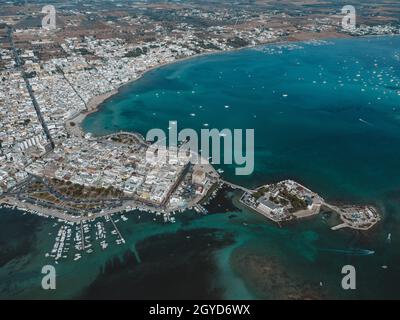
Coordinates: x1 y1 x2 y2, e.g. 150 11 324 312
80 221 85 251
220 179 255 194
108 214 125 244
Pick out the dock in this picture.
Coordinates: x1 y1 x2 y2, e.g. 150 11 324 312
80 221 85 251
108 214 125 244
331 223 348 230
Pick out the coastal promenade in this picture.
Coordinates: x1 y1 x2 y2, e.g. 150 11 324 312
99 131 148 147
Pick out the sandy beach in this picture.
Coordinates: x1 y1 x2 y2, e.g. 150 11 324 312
66 89 117 138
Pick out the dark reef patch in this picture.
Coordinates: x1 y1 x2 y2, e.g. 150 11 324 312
0 210 42 267
79 228 235 299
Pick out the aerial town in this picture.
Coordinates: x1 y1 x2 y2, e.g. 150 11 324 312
0 0 394 258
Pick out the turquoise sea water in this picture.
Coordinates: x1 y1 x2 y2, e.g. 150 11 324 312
1 36 400 299
84 37 400 202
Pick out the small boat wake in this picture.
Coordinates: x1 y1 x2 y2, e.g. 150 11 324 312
320 248 375 256
359 118 373 126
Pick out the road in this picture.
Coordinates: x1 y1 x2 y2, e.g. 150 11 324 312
7 27 55 149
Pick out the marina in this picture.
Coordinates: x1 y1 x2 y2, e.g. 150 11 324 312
43 211 134 263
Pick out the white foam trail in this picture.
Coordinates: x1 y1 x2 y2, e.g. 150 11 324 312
359 118 373 126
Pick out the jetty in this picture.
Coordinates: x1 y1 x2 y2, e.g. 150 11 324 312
80 221 85 251
220 179 255 194
108 214 125 244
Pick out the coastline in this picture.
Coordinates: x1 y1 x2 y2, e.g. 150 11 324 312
4 33 388 227
69 33 354 138
72 33 400 139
